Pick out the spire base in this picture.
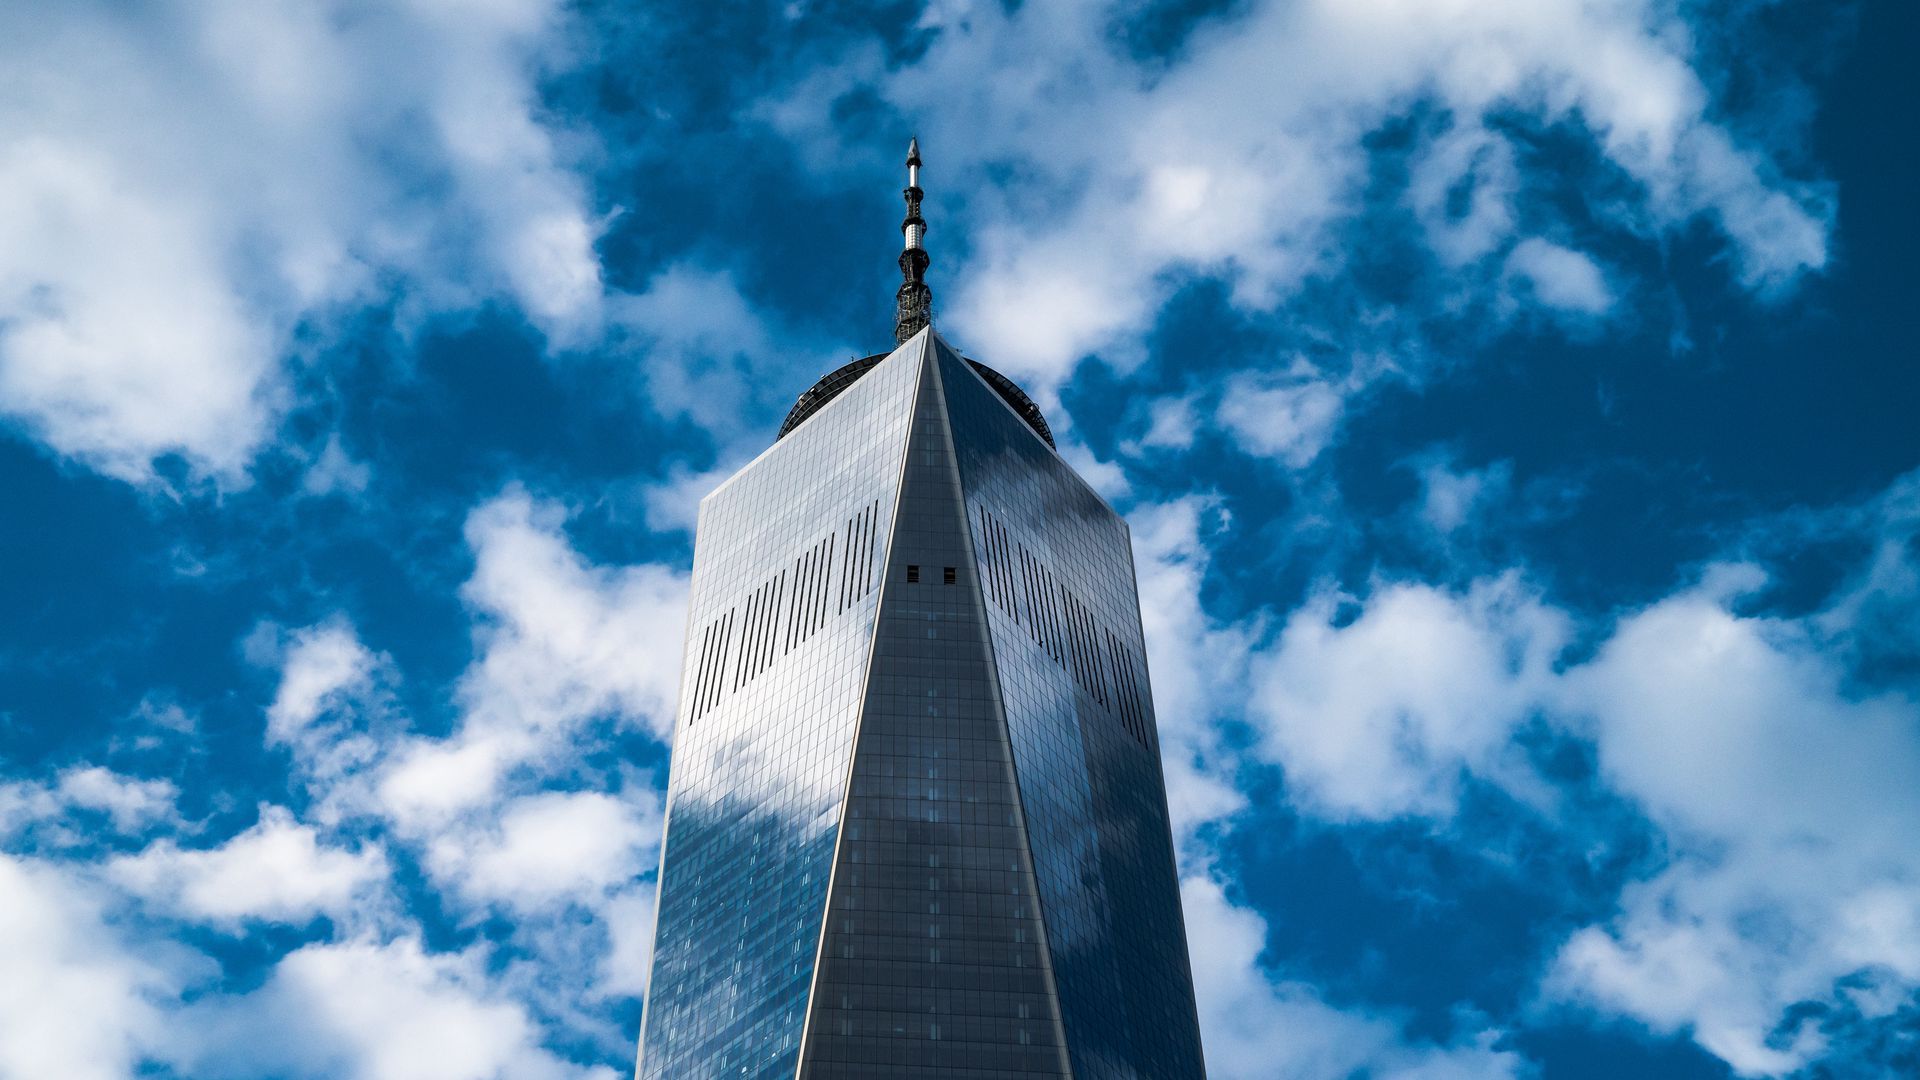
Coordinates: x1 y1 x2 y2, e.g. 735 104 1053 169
894 283 931 345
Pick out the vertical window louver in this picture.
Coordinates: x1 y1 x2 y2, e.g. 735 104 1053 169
687 501 893 715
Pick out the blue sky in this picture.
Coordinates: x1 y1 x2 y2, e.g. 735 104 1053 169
0 1 1915 1077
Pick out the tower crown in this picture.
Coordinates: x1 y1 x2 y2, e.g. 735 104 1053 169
777 350 1056 449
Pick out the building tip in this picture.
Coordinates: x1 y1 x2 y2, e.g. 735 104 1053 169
906 137 921 166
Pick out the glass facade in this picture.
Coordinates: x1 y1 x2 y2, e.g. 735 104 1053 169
937 341 1205 1078
638 330 1206 1079
638 340 921 1080
800 350 1071 1079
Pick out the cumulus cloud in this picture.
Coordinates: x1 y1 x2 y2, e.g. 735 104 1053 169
0 855 176 1080
165 937 610 1080
751 0 1830 482
0 0 602 484
1504 238 1615 316
1129 496 1257 839
301 434 373 498
610 263 831 438
1545 566 1920 1075
1250 573 1569 820
762 0 1826 387
1409 122 1519 268
45 482 693 1074
266 619 380 745
594 887 659 1001
1415 456 1514 538
1214 367 1353 470
110 805 388 928
379 487 687 829
0 766 179 843
1233 509 1920 1073
424 790 661 914
255 617 392 824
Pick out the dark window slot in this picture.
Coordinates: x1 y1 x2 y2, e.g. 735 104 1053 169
1087 605 1109 707
907 565 919 583
738 588 757 688
755 580 770 677
690 622 713 721
943 566 956 585
975 507 989 600
709 609 733 712
756 568 771 668
870 500 879 590
816 534 835 630
1068 594 1083 685
837 516 854 613
785 555 804 653
1042 565 1063 662
734 588 758 691
1019 547 1043 646
998 519 1019 622
800 543 818 643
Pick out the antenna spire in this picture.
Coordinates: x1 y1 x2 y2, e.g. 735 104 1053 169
893 137 931 344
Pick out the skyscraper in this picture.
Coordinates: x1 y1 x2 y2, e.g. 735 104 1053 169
636 142 1206 1079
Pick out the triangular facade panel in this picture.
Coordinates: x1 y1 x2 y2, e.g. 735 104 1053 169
799 343 1073 1079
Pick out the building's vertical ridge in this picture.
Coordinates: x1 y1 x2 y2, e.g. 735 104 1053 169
788 331 934 1079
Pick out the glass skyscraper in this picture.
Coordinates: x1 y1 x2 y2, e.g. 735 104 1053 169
636 144 1206 1079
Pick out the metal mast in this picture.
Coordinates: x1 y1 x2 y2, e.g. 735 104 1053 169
893 137 931 344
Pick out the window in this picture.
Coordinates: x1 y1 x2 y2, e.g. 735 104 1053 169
942 566 956 585
907 565 920 582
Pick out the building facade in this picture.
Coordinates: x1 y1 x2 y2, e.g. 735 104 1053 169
635 145 1206 1080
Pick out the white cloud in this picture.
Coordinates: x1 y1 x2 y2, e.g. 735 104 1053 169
57 768 179 831
268 619 379 744
612 263 849 442
1215 368 1350 470
1249 573 1569 820
1234 537 1920 1074
1132 393 1203 453
1409 123 1519 268
762 0 1828 389
0 0 601 484
0 766 179 843
379 487 687 828
1504 238 1615 316
1416 457 1512 537
0 855 174 1080
1545 566 1920 1075
110 805 388 928
258 618 391 824
1129 497 1256 839
638 456 747 535
755 0 1827 482
1182 875 1528 1080
165 937 607 1080
425 790 660 913
1059 441 1130 501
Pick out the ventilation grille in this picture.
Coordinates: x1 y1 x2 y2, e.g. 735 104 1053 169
977 506 1152 749
688 500 882 724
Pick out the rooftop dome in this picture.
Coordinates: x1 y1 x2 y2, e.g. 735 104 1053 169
776 354 1055 449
